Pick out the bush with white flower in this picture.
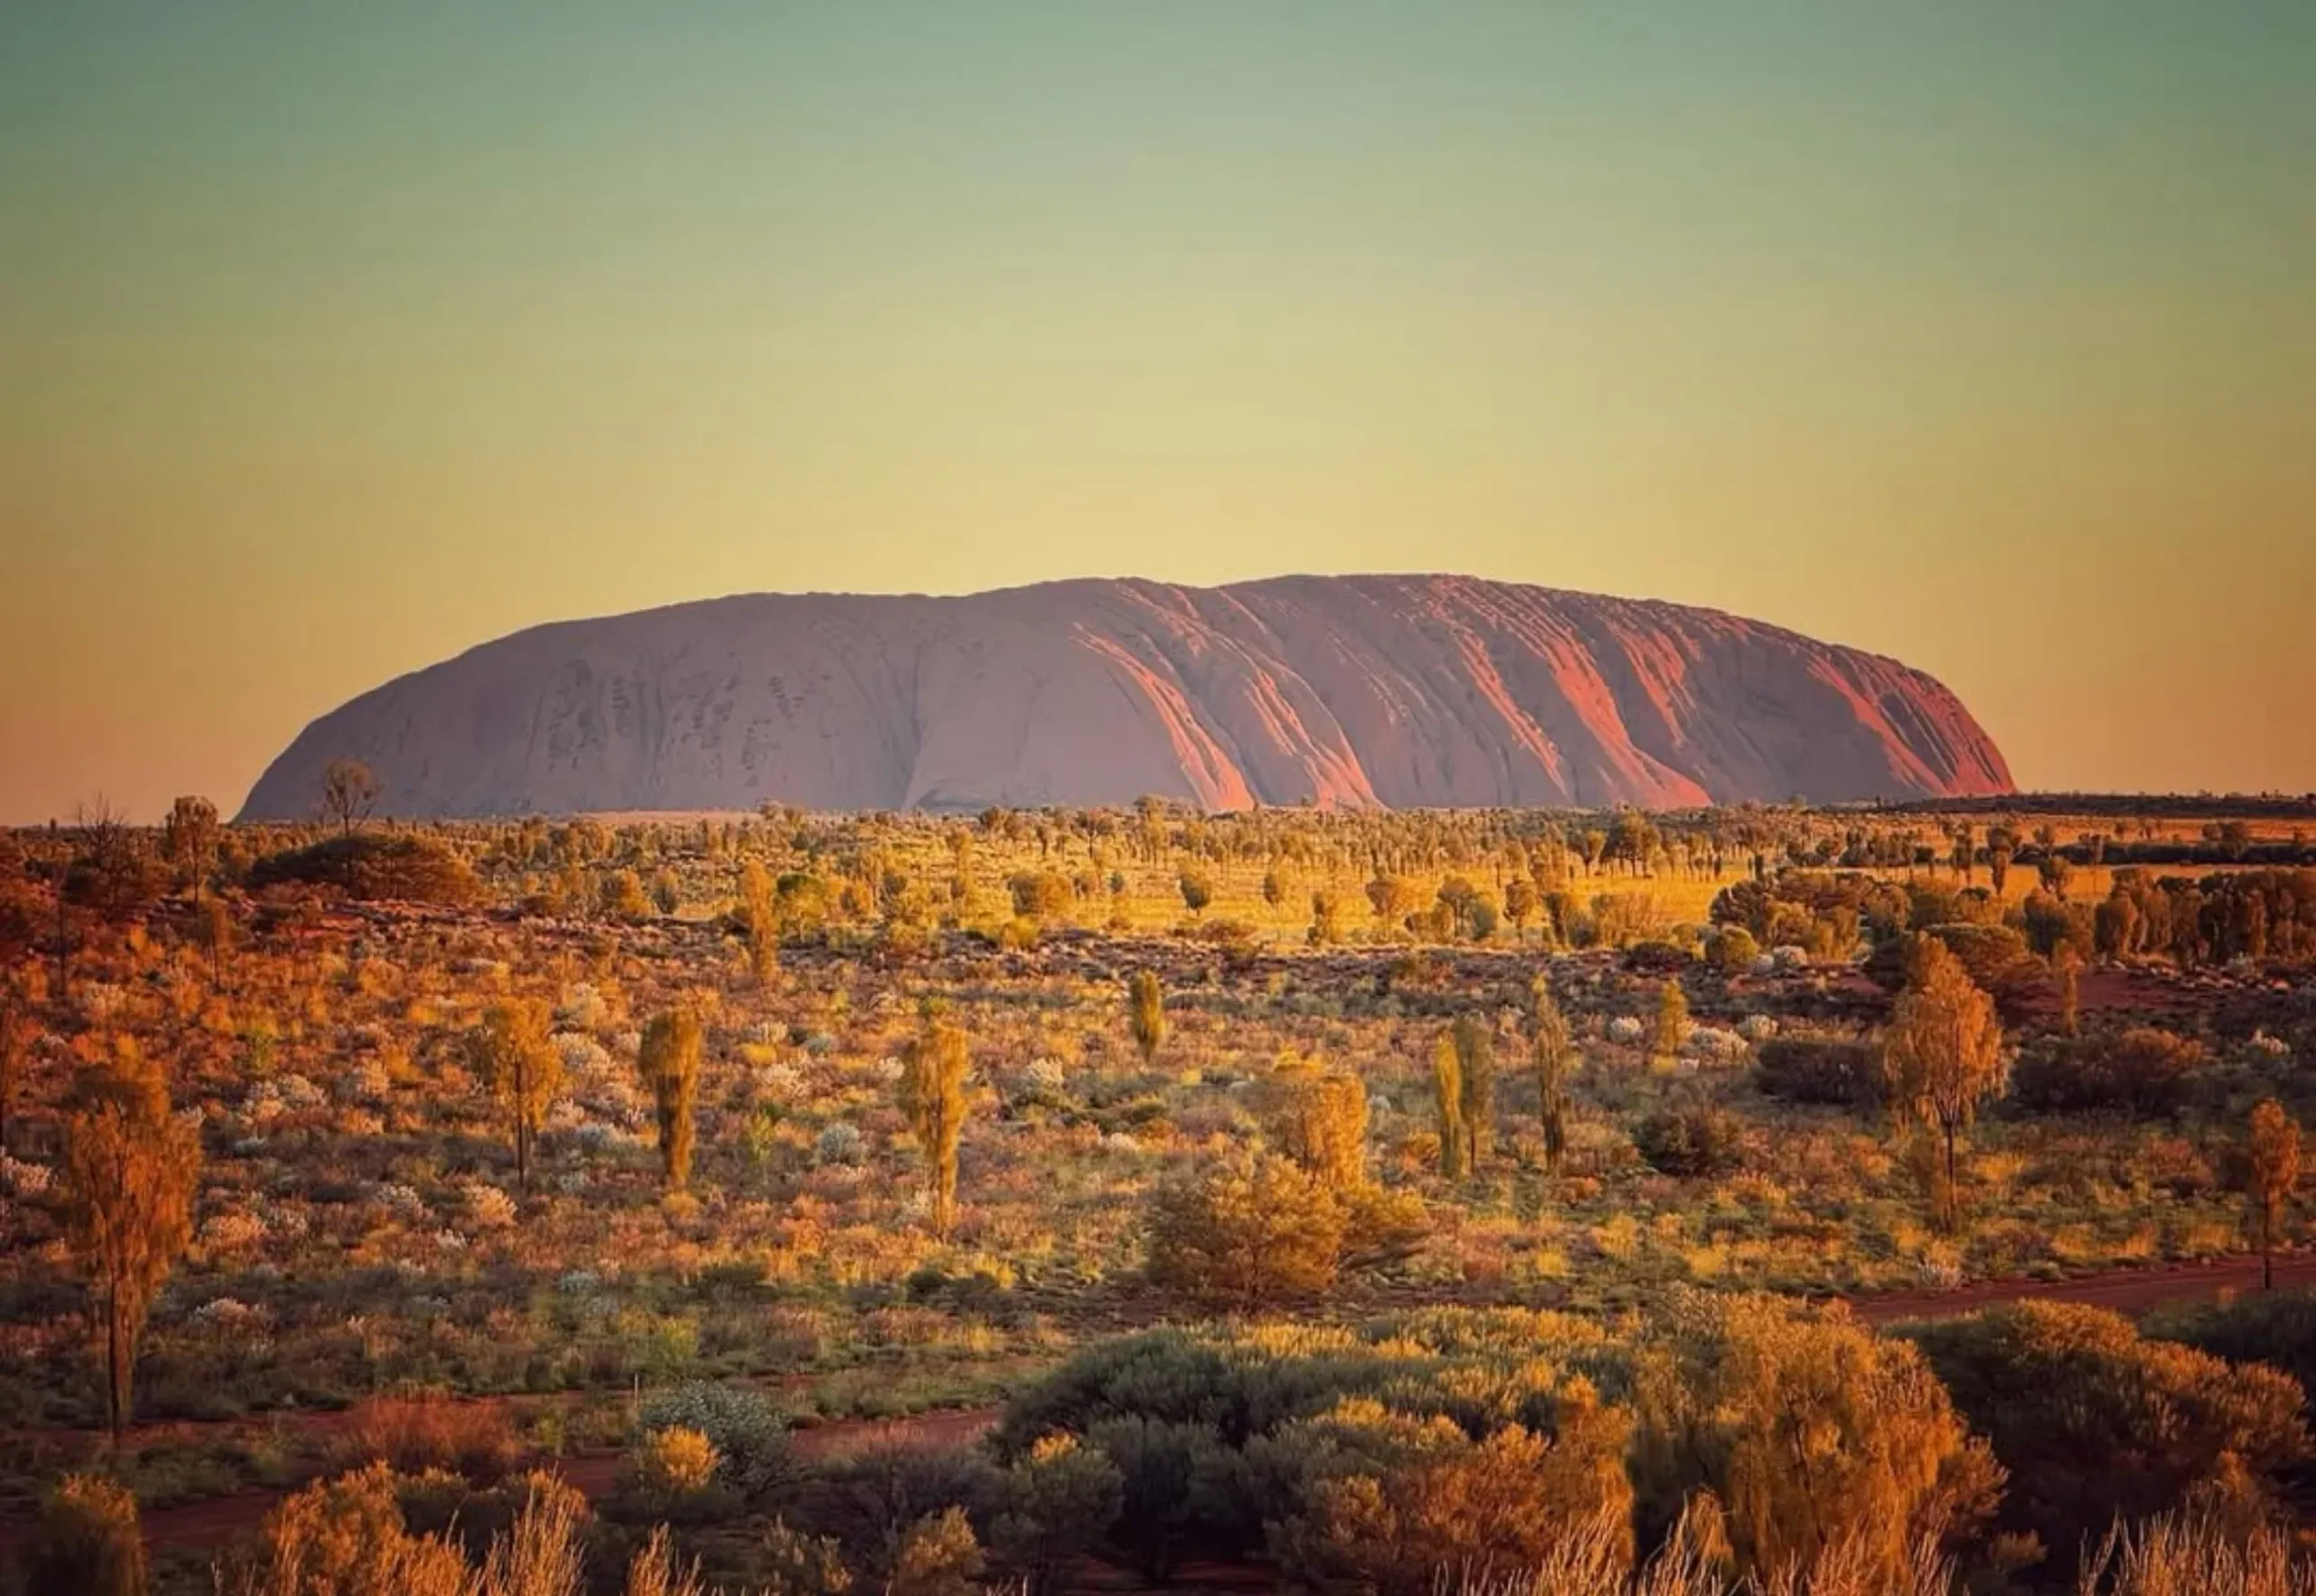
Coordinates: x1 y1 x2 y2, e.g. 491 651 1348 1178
814 1122 865 1166
201 1210 270 1251
1685 1027 1750 1064
460 1183 517 1230
558 983 609 1030
370 1183 427 1221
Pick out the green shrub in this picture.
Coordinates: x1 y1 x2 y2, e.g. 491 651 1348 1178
1754 1039 1880 1107
637 1382 792 1497
1903 1301 2309 1575
1706 926 1761 974
2144 1287 2316 1405
247 833 480 905
1633 1095 1742 1176
2009 1029 2205 1117
992 1434 1122 1596
1085 1415 1258 1579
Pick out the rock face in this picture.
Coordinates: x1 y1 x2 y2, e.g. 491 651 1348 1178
238 575 2012 818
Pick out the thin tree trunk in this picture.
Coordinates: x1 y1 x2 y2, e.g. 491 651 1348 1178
1941 1120 1960 1230
106 1294 124 1448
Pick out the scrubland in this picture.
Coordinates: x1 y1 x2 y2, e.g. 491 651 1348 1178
0 795 2311 1592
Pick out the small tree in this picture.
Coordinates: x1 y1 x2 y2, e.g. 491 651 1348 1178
740 860 778 983
162 794 220 902
1258 1054 1368 1192
466 1000 562 1192
637 1007 704 1192
1128 970 1165 1066
1651 980 1690 1068
1430 1035 1466 1180
2248 1097 2301 1292
0 971 28 1154
1504 876 1539 943
1451 1014 1495 1169
1637 1293 2000 1586
62 1045 201 1445
319 757 381 838
2055 942 2082 1039
899 1021 972 1239
1177 869 1212 917
1367 873 1415 933
197 897 236 991
1883 936 2007 1230
1308 888 1344 946
1531 979 1574 1174
1987 841 2014 898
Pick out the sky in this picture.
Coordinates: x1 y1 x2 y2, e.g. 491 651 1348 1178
4 3 2311 823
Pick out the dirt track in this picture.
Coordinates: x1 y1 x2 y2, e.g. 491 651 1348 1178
0 1404 1009 1558
2 1253 2304 1558
1845 1249 2315 1323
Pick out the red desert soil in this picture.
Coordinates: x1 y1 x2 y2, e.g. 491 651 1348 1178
2 1254 2304 1558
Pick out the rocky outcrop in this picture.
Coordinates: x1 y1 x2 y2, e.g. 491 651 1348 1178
238 575 2012 818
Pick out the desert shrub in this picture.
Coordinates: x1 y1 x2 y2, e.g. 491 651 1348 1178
342 1392 518 1481
1006 871 1070 920
1266 1393 1633 1596
220 1462 469 1596
997 1309 1650 1590
1144 1154 1346 1306
991 1433 1122 1596
631 1424 720 1504
2008 1028 2206 1118
786 1445 1003 1589
637 1382 792 1497
2145 1287 2316 1408
1623 939 1692 975
1865 922 2036 1000
24 1473 147 1596
1631 1293 2001 1587
887 1509 984 1596
1753 1039 1879 1107
1633 1096 1742 1176
248 833 480 905
1002 1300 1990 1595
1705 926 1761 974
752 1520 853 1596
1085 1414 1260 1579
1713 870 1911 951
1903 1302 2309 1573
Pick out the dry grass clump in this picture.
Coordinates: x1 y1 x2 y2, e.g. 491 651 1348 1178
342 1392 520 1481
1464 1510 2313 1596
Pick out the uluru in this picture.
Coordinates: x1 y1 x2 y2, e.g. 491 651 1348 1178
237 575 2012 819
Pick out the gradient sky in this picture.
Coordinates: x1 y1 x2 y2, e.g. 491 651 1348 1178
5 3 2311 822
